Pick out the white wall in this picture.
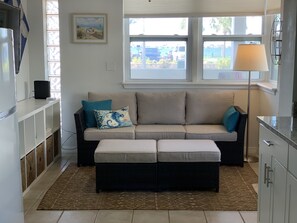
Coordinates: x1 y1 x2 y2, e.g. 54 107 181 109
15 0 30 101
59 0 124 148
58 0 271 151
27 0 46 95
15 0 281 154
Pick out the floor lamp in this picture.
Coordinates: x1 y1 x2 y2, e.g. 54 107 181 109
234 44 269 162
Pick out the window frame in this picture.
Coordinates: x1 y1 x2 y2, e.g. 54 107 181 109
124 18 193 82
199 17 265 82
124 16 276 86
45 0 61 99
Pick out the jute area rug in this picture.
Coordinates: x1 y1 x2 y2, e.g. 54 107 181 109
38 163 257 211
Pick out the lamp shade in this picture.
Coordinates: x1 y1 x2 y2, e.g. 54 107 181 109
234 44 269 71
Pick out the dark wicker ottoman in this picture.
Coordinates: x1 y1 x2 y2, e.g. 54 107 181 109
95 139 157 192
157 140 221 192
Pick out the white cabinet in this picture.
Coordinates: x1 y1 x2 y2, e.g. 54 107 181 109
258 124 297 223
17 98 61 193
286 145 297 223
286 172 297 223
258 124 288 223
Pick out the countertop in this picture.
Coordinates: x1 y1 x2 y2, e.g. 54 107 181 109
257 116 297 149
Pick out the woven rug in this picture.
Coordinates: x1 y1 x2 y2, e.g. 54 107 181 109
38 163 257 211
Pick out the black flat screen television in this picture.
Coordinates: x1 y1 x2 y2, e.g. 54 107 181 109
0 2 21 74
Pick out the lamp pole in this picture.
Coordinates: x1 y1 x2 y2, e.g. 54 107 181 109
245 71 251 162
245 70 258 162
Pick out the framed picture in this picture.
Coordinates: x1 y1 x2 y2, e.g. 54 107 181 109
72 13 107 43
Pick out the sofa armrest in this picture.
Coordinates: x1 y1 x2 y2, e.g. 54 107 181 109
74 107 86 145
234 106 247 142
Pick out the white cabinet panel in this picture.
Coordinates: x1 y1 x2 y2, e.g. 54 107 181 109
286 173 297 223
258 148 271 223
288 145 297 178
270 158 287 223
258 124 289 223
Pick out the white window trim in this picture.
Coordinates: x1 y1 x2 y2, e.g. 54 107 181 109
124 18 193 82
123 16 277 89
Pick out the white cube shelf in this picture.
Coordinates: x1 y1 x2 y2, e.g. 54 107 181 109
17 98 61 193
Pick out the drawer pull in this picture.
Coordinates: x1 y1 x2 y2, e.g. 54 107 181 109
264 163 267 184
266 166 273 188
263 140 273 147
264 163 273 188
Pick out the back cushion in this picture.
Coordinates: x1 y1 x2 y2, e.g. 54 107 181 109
186 91 234 124
137 92 186 124
88 92 137 124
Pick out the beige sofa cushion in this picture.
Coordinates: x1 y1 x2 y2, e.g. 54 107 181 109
158 139 221 162
186 91 234 124
185 125 237 141
88 92 137 124
137 92 186 124
94 139 157 163
135 125 186 140
84 126 135 141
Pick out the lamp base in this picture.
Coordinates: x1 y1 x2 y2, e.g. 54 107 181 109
244 155 259 163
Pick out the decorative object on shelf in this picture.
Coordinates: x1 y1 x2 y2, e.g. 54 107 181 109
234 44 269 162
270 15 282 65
72 13 107 43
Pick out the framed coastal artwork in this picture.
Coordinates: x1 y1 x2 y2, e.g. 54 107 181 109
72 13 107 43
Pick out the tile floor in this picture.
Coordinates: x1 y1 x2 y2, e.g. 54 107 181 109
23 153 259 223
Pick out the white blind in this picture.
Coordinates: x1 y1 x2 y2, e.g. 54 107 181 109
124 0 281 17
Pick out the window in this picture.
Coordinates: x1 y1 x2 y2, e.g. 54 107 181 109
126 18 190 81
124 15 277 85
45 0 61 99
270 14 281 82
202 16 263 80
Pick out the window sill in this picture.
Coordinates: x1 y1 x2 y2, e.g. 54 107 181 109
257 82 278 95
122 81 263 90
122 81 278 94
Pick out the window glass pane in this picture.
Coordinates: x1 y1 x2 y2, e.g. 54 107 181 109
202 16 262 35
203 40 260 80
47 15 59 30
46 0 59 14
47 31 60 46
48 62 60 76
270 64 279 81
47 47 60 62
129 18 188 35
49 77 61 91
130 41 187 80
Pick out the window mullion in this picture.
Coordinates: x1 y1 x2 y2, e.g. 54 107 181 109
130 36 188 42
202 35 262 42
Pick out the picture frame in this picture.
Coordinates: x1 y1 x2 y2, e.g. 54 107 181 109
72 13 107 43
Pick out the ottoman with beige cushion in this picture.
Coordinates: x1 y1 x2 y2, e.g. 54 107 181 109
95 139 157 192
157 139 221 192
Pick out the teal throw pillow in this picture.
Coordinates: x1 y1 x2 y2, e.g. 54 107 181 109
223 106 239 133
94 106 133 129
81 100 112 128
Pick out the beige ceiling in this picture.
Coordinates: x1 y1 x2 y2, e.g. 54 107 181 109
124 0 281 17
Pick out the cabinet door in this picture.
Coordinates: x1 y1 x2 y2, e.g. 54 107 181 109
46 136 54 166
286 173 297 223
20 158 26 192
36 143 45 177
26 150 36 187
270 157 287 223
258 146 271 223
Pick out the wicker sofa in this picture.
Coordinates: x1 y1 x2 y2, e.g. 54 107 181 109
74 91 247 167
